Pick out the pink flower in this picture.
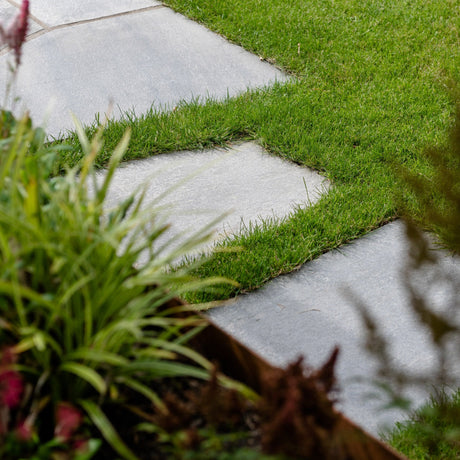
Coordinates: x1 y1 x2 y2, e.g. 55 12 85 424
54 403 83 442
0 0 29 66
0 348 23 409
0 369 23 408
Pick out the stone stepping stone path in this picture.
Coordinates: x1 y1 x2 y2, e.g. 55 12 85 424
2 0 459 437
0 0 287 138
98 141 329 263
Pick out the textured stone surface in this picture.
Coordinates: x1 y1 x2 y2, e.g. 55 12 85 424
27 0 161 26
207 221 460 435
0 6 287 137
97 141 329 262
0 1 18 26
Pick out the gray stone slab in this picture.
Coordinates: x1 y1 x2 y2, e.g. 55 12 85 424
207 221 460 435
27 0 161 27
0 1 18 26
0 7 288 137
96 141 329 263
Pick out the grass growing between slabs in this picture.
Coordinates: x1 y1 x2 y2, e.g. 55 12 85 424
55 0 459 302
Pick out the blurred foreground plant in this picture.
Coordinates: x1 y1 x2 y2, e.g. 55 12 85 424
385 388 460 459
0 0 29 110
355 91 460 458
0 348 100 459
0 113 248 459
143 349 341 459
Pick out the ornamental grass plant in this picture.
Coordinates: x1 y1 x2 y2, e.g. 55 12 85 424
0 111 252 459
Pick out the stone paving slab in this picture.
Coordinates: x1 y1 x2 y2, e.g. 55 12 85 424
0 5 287 137
207 221 460 435
97 141 329 263
0 1 19 25
24 0 160 26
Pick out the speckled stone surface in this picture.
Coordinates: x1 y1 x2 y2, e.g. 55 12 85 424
0 4 287 137
26 0 160 26
96 141 330 262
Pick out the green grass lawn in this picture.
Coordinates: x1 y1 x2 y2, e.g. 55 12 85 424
57 0 460 302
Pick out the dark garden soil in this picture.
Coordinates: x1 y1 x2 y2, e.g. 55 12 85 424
97 351 341 460
100 376 262 459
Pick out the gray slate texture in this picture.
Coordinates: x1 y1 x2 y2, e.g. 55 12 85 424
26 0 161 26
97 141 329 263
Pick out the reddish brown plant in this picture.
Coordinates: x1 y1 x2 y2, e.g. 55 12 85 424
0 0 29 66
257 347 342 459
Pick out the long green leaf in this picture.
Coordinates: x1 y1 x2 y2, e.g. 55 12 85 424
0 280 54 308
57 274 94 308
72 115 101 183
15 329 63 357
116 376 167 413
79 399 139 460
60 362 107 394
123 360 210 379
142 338 212 371
66 349 129 366
134 348 177 360
96 128 131 205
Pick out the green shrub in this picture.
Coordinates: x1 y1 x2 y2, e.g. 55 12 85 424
0 113 246 459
